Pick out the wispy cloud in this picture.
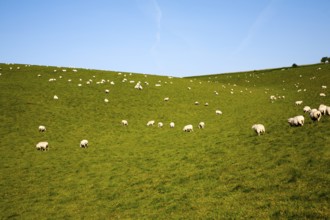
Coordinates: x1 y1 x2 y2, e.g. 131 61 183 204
232 0 277 56
150 0 162 56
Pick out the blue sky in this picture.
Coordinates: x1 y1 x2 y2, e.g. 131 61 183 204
1 0 329 77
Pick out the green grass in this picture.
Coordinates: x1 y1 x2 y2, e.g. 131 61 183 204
0 63 329 219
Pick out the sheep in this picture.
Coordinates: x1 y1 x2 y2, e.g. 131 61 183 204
295 101 303 105
303 106 311 113
326 106 330 116
198 122 205 129
251 124 265 136
36 142 48 151
216 110 222 115
38 125 46 132
80 140 88 148
320 93 326 97
53 95 58 100
319 104 327 115
321 85 327 89
134 82 143 90
183 124 193 132
309 109 322 121
195 101 199 105
158 122 163 128
105 89 110 93
170 122 175 128
164 97 169 101
288 115 304 126
147 120 155 126
121 120 128 126
104 98 109 103
204 103 209 106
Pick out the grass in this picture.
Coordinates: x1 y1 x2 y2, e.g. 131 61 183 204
0 63 329 219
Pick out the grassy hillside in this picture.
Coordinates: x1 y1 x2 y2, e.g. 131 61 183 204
0 63 329 219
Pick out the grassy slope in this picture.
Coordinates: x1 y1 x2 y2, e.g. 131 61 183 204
0 63 329 219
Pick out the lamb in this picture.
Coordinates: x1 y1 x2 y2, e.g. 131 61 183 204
80 140 88 148
121 120 128 126
170 122 175 128
158 122 163 128
147 120 155 126
183 124 193 132
198 122 205 129
251 124 265 136
38 125 46 132
309 109 322 121
295 101 303 105
36 142 48 151
288 115 304 126
303 106 311 113
216 110 222 115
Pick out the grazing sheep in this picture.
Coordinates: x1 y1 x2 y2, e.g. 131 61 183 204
164 97 169 101
104 98 109 103
38 125 46 132
204 103 209 106
198 122 205 129
170 122 175 128
134 82 143 90
320 93 326 97
147 120 155 126
53 95 58 100
183 124 193 132
303 106 311 113
288 115 304 126
251 124 265 136
216 110 222 115
158 122 163 128
309 109 322 121
319 104 327 115
105 89 110 93
195 101 199 105
80 140 88 148
295 101 303 105
121 120 128 126
321 85 327 89
326 106 330 115
36 142 48 151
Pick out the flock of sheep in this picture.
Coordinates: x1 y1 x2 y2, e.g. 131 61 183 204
2 64 328 151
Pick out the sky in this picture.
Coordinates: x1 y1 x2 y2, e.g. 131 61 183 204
0 0 329 77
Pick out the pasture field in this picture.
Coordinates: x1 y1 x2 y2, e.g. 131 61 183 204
0 63 329 219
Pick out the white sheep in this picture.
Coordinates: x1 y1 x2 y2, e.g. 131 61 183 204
288 115 304 126
321 85 327 89
53 95 58 100
326 106 330 115
183 124 193 132
216 110 222 115
36 142 48 151
121 120 128 126
147 120 155 126
198 122 205 129
195 101 199 105
320 93 326 97
204 103 209 106
303 106 311 113
104 98 109 103
38 125 46 132
170 122 175 128
105 89 110 93
309 109 322 121
164 97 169 101
295 101 303 105
158 122 163 128
251 124 265 136
80 140 88 148
319 104 327 115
